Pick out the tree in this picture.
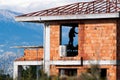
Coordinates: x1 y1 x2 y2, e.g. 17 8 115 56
21 66 50 80
0 70 12 80
21 66 36 80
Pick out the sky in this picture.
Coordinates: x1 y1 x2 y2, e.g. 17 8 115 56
0 0 93 13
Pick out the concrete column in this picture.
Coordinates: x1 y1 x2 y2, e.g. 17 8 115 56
13 62 22 80
44 23 50 76
13 62 18 80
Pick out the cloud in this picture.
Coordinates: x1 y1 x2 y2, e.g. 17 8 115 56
0 0 93 13
0 44 5 47
0 49 4 52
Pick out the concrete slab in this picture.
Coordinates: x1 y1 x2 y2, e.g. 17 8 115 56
15 13 120 22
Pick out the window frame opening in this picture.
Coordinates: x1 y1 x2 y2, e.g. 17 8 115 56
100 68 107 80
59 68 77 77
87 68 107 80
60 23 78 57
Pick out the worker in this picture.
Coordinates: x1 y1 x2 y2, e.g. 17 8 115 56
68 27 78 46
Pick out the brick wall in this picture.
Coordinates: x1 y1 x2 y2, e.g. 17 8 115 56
24 48 43 60
78 20 117 80
79 20 116 60
50 24 60 60
49 19 117 80
50 65 59 76
50 20 116 61
16 48 44 61
50 65 116 80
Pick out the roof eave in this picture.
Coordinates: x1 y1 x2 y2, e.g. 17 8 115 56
12 46 43 49
15 13 120 23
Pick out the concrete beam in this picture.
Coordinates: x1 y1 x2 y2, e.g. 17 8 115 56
14 61 43 65
83 60 116 65
15 13 120 22
51 60 82 65
50 60 116 65
14 60 116 66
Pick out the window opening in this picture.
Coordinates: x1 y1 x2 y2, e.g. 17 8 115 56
60 23 78 57
59 68 77 76
100 69 107 80
87 68 107 80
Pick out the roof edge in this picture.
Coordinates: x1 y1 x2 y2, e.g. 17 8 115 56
12 46 43 49
15 13 120 22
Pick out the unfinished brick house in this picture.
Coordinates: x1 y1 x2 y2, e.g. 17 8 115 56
14 0 120 80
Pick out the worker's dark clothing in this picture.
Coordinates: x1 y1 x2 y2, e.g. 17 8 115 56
68 27 78 46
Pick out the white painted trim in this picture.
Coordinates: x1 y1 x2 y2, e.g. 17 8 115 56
15 13 120 22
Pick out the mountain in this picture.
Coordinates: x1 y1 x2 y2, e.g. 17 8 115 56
0 9 44 76
0 9 21 19
0 52 20 75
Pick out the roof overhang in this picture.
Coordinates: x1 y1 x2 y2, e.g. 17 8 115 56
11 46 43 49
15 13 120 23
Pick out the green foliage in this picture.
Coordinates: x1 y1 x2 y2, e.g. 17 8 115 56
78 64 106 80
0 70 12 80
21 66 37 80
39 68 50 80
21 66 51 80
20 66 61 80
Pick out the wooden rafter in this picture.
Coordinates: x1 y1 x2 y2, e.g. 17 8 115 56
18 0 120 17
